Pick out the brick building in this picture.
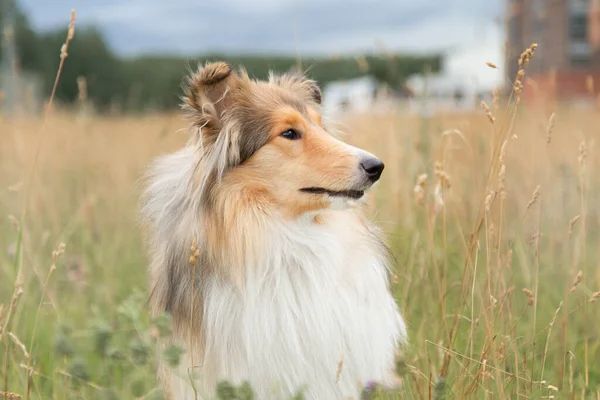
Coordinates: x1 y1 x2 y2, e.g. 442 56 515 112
506 0 600 99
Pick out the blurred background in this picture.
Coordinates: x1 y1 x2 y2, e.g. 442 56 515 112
1 1 600 399
0 0 507 116
3 1 600 116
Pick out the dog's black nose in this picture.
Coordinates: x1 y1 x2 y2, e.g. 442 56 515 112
361 157 385 182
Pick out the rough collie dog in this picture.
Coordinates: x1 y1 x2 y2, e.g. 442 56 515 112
140 61 407 399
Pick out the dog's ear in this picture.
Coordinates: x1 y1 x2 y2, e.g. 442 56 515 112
182 61 239 133
271 72 322 105
303 78 322 104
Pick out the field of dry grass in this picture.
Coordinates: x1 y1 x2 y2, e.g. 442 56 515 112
1 94 599 399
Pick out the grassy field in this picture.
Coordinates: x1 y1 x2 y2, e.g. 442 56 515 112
1 80 600 398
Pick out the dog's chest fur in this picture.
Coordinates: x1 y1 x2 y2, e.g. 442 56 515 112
169 215 406 400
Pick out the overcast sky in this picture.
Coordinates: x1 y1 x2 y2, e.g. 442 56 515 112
18 0 505 88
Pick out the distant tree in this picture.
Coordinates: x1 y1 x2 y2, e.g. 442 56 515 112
35 26 125 109
117 54 441 112
120 56 190 111
0 3 44 73
2 3 442 113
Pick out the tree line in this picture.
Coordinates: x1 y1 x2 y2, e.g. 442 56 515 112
1 6 441 113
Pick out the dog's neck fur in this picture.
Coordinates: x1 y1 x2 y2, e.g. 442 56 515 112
142 146 407 400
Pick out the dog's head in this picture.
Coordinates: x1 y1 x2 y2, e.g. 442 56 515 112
183 61 384 218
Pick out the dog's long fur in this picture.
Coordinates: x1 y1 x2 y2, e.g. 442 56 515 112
140 62 407 399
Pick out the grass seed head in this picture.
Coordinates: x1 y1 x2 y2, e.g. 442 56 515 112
0 393 23 400
526 185 541 210
568 215 581 239
434 161 451 189
499 140 508 164
480 100 495 123
485 191 494 213
52 243 66 261
498 165 506 200
518 43 538 68
189 235 200 264
67 9 76 40
8 332 30 359
514 69 526 96
60 44 68 60
506 249 513 269
570 271 583 293
546 113 555 145
549 302 563 326
413 173 428 205
523 288 534 306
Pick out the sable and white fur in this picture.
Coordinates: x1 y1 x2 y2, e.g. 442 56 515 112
140 62 407 400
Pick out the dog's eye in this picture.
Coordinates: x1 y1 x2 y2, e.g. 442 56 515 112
280 129 300 140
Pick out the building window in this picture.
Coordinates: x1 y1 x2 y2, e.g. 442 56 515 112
570 14 589 41
568 0 589 14
571 41 591 55
571 55 590 66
